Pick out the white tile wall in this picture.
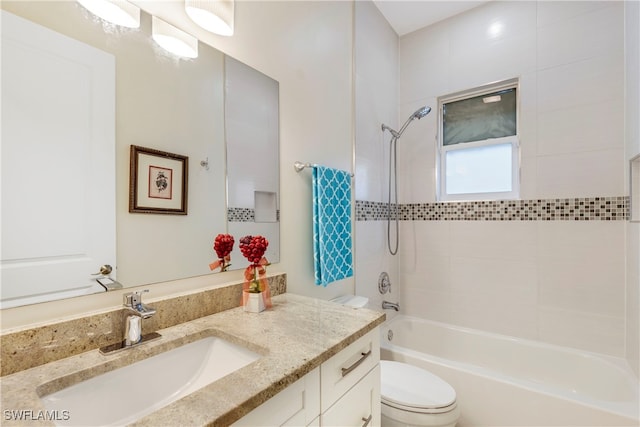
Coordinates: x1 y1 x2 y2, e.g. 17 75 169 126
393 0 627 356
625 0 640 377
447 1 536 59
537 3 623 70
399 21 449 105
225 56 279 209
397 219 627 356
398 221 452 322
536 148 624 198
355 1 398 203
537 100 624 156
536 53 624 113
354 1 400 303
536 1 617 29
450 221 537 261
355 220 400 312
627 223 640 375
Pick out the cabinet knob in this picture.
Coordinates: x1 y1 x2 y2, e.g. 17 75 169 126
361 415 372 427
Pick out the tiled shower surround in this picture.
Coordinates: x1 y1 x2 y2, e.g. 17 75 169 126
356 196 629 222
353 0 637 373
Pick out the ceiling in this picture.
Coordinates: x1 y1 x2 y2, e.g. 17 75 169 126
372 0 490 36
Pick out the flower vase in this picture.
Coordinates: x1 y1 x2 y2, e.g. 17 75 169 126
243 291 265 313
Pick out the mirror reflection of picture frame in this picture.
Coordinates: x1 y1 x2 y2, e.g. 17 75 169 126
129 145 188 215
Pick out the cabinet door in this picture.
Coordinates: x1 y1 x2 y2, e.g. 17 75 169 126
322 364 380 427
232 367 320 427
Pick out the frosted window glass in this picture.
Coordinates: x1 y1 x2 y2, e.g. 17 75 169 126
443 88 516 146
445 143 513 195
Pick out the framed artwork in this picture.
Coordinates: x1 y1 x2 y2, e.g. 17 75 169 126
129 145 188 215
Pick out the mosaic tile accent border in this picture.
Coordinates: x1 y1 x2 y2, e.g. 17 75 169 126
356 196 629 221
228 207 280 222
228 207 254 222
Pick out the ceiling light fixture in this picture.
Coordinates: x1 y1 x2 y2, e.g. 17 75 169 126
76 0 140 28
152 16 198 59
185 0 234 36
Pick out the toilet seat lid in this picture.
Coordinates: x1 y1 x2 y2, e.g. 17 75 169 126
381 360 456 410
330 295 369 308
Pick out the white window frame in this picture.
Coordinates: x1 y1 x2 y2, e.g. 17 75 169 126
437 79 520 202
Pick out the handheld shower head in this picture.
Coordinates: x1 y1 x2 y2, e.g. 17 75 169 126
412 106 431 120
381 105 431 139
381 105 431 256
398 105 431 136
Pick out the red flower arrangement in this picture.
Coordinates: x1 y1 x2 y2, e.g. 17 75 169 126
209 234 234 272
239 235 272 309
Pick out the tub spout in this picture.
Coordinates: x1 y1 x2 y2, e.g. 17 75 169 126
382 300 399 311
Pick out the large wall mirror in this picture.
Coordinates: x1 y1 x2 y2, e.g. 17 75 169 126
0 1 280 309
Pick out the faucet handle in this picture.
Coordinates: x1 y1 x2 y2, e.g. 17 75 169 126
123 289 150 308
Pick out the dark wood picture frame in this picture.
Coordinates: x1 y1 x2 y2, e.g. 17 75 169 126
129 145 188 215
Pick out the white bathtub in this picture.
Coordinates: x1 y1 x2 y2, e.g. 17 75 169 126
380 315 640 427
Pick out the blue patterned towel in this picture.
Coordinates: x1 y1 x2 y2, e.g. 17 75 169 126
312 166 353 286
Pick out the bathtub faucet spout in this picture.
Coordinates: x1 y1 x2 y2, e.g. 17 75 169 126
382 300 400 311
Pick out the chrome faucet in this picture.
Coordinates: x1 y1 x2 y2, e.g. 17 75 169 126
123 290 156 347
99 290 161 354
124 289 157 319
382 300 400 311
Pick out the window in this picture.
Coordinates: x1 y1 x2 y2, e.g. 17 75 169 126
437 80 519 201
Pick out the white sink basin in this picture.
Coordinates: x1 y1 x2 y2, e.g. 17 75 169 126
41 336 261 426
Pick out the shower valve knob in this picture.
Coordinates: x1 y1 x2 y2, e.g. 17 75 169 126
378 272 391 294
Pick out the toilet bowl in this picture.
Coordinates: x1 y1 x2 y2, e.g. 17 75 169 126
331 295 460 427
380 360 460 427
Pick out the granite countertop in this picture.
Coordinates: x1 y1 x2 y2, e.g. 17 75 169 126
0 293 385 426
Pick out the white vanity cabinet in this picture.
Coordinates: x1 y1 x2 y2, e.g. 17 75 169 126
321 365 380 427
231 367 321 427
232 328 381 427
320 327 381 426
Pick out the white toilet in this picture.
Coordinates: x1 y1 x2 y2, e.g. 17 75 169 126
331 295 460 427
380 360 460 427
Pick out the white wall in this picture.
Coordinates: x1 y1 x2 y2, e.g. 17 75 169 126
196 0 355 301
1 1 355 330
625 0 640 377
137 1 356 301
354 1 400 312
396 1 627 357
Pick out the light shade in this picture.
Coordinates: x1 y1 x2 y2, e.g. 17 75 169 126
152 16 198 59
76 0 140 28
185 0 234 36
